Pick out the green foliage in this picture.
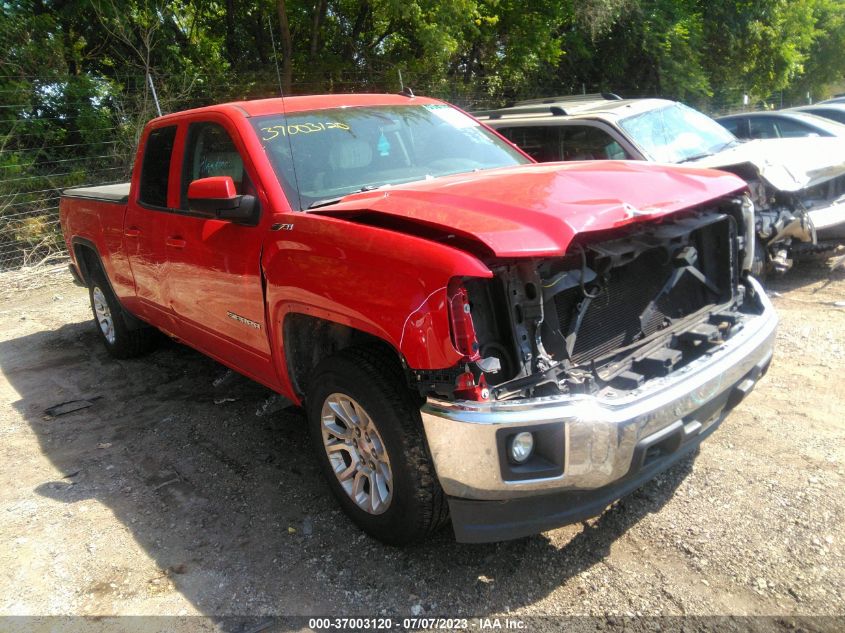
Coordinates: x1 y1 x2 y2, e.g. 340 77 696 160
787 0 845 99
640 0 710 102
3 0 843 122
1 0 844 268
701 0 819 103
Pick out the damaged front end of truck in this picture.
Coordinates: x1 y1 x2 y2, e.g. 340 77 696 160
312 161 778 542
416 197 775 542
415 198 764 404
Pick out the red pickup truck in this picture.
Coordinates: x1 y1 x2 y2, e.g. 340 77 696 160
60 93 777 544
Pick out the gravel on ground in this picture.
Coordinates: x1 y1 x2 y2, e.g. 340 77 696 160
0 259 842 627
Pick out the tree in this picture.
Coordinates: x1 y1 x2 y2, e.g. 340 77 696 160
276 0 294 93
702 0 818 104
789 0 845 100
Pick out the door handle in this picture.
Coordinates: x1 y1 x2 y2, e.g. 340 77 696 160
166 237 187 249
124 227 141 238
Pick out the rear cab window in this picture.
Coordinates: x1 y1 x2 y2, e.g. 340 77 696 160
138 125 177 208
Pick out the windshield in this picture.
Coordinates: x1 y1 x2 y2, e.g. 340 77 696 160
250 104 530 210
619 102 737 163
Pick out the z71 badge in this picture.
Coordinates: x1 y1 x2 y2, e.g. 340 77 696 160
227 311 261 330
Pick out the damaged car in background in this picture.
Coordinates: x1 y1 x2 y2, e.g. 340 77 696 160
479 95 845 276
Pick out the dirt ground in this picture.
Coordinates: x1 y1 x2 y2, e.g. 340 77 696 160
0 258 843 627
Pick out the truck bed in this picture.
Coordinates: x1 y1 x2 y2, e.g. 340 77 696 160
62 183 130 204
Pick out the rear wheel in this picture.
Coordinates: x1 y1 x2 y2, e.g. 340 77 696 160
87 263 157 359
306 347 449 545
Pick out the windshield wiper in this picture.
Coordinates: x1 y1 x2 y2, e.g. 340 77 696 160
677 151 715 164
307 196 346 210
307 185 381 210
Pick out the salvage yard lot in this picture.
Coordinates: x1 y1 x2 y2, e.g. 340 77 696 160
0 261 843 619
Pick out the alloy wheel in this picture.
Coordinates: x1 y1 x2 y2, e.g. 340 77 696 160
92 286 116 344
320 393 393 515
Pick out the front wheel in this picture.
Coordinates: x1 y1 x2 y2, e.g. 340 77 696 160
306 348 449 545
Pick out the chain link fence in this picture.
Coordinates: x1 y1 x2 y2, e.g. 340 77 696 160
0 74 142 271
0 70 822 271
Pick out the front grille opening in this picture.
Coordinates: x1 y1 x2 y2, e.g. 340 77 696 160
542 214 736 368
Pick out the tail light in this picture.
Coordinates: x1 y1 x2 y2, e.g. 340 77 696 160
447 279 480 362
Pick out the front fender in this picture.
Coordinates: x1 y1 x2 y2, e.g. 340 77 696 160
262 213 492 374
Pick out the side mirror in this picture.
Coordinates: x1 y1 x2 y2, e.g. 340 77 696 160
187 176 258 224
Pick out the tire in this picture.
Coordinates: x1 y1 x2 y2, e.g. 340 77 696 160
87 262 157 359
306 347 449 545
751 239 769 283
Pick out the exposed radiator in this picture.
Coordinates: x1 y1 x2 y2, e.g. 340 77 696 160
549 216 734 366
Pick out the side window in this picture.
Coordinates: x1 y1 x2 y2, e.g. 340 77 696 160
561 126 630 160
181 122 250 208
815 108 845 124
748 117 778 139
719 118 743 137
773 118 813 138
139 125 177 208
496 126 563 162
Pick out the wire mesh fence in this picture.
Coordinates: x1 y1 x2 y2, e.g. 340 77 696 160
0 69 153 269
0 70 823 271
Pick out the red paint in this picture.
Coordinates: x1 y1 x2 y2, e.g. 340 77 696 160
455 372 489 402
315 161 747 258
187 176 238 200
60 95 748 405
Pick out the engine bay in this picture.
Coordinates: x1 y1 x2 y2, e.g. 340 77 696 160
414 201 768 402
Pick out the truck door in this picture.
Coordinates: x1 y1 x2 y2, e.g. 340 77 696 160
164 118 276 387
123 124 178 331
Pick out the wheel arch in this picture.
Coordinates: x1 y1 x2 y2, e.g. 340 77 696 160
282 312 409 403
70 237 101 286
71 237 147 331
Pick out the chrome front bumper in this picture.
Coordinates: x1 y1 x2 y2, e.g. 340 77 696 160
807 196 845 240
421 277 778 502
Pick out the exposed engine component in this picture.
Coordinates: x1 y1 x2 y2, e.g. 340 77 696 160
739 172 845 276
422 202 769 403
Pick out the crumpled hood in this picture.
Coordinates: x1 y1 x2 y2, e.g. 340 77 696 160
312 161 746 258
692 138 845 192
